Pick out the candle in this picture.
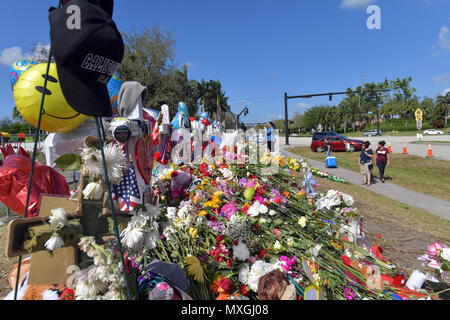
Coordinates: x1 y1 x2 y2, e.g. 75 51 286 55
405 270 426 290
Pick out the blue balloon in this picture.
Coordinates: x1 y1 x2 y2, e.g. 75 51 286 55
171 101 190 129
200 112 209 120
10 59 38 90
107 72 123 116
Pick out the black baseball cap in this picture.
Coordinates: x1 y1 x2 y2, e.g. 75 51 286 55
49 0 124 117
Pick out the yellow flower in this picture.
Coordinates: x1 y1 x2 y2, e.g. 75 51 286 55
189 227 198 239
298 217 308 228
184 255 204 283
198 210 208 217
205 200 219 209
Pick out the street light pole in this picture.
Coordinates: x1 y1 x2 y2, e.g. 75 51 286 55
284 92 289 146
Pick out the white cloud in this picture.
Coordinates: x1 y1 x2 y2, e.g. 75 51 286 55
442 88 450 96
0 43 51 67
438 26 450 51
433 73 450 84
296 102 311 111
340 0 376 9
0 47 24 66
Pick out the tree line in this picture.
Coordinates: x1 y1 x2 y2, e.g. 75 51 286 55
274 77 450 133
4 26 235 134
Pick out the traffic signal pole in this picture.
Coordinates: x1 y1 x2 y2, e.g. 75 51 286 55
283 89 389 145
284 92 289 145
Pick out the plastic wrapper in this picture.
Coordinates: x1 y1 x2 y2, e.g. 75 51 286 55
0 155 70 217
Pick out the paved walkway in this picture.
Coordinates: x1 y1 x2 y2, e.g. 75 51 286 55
282 147 450 221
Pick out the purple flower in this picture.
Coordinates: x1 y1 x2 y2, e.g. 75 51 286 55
238 178 249 187
343 287 357 300
208 220 225 232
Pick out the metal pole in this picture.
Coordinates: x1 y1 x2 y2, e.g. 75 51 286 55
94 117 133 300
284 92 289 146
377 106 380 135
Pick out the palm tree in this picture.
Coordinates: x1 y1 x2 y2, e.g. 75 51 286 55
437 93 450 126
174 64 200 116
202 80 231 121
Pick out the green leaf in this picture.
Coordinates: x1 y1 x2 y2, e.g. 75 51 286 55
55 154 82 171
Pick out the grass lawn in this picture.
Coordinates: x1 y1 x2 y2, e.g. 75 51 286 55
315 178 450 240
289 146 450 202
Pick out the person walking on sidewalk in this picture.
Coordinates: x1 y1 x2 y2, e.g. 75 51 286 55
359 141 375 186
324 138 333 158
266 122 275 152
376 141 390 183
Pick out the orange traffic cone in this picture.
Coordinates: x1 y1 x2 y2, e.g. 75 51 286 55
388 142 392 153
402 143 408 155
427 144 433 158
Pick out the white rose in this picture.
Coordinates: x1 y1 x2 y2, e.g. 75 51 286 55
273 240 282 252
259 204 268 214
233 242 251 261
49 208 69 229
167 207 177 220
238 265 250 284
441 248 450 262
83 182 104 200
268 210 277 216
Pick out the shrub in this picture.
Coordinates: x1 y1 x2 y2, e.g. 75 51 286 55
430 120 445 129
364 119 431 132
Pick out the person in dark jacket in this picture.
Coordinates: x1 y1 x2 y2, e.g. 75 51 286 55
376 141 390 183
266 122 275 152
359 141 375 186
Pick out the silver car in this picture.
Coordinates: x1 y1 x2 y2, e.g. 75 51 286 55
363 129 383 137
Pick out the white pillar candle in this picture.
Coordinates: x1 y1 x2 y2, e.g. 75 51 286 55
405 270 427 290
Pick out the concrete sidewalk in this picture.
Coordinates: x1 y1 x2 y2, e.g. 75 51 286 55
282 147 450 221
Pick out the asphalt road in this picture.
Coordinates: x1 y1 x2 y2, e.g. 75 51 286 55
281 134 450 160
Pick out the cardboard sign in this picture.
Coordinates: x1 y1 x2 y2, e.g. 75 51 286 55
39 195 80 218
28 246 78 285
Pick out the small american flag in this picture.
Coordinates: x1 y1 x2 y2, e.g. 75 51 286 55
113 162 142 212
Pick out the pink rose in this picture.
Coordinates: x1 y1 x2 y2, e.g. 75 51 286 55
221 203 239 219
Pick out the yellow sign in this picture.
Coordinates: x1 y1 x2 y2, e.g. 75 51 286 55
415 109 423 121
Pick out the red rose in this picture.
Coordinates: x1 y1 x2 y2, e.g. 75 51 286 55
60 288 74 300
341 255 351 267
171 171 179 178
258 249 269 259
227 259 233 267
240 285 250 297
218 278 231 293
273 228 281 236
216 235 225 243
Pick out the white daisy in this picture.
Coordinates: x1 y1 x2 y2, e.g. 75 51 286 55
45 234 64 251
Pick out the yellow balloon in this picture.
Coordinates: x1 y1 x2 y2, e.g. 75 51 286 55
13 63 88 133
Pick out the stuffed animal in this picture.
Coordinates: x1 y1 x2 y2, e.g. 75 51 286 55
5 259 66 300
257 270 297 300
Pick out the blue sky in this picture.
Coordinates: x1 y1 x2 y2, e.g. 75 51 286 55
0 0 449 123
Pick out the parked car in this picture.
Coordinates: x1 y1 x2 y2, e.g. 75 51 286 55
363 129 383 137
312 131 341 141
423 129 444 136
311 136 363 153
